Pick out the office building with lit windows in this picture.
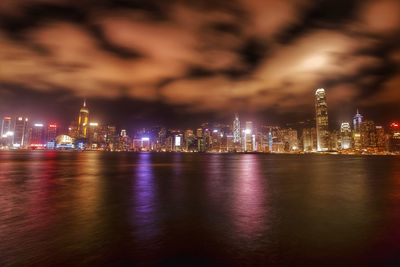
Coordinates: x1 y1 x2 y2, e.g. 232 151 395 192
315 88 329 151
13 117 29 148
340 122 352 150
78 100 89 138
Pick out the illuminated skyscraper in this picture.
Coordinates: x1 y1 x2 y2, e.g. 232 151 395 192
243 121 254 152
13 117 28 148
1 116 12 137
389 122 400 152
30 123 45 147
352 109 363 149
353 109 363 132
360 120 377 149
233 113 241 144
302 128 317 152
340 122 352 150
78 100 89 138
315 88 329 151
47 124 58 142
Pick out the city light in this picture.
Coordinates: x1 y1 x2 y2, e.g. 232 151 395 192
1 95 399 154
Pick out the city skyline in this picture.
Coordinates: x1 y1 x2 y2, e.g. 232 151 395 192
1 88 399 153
0 93 397 132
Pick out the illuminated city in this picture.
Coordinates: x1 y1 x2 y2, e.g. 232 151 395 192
1 0 400 266
1 89 399 154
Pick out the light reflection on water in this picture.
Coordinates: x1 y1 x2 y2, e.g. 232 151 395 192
1 152 400 266
232 155 268 240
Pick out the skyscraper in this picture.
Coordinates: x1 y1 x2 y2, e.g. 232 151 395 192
302 128 317 152
315 88 329 151
1 116 12 137
233 113 241 144
389 122 400 152
30 123 45 147
47 124 58 143
13 117 28 148
360 120 377 149
244 121 254 152
353 109 363 132
78 100 89 138
340 122 352 150
352 109 363 149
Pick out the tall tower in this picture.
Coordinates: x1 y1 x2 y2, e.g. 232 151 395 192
353 109 363 132
353 109 363 149
315 88 329 151
78 99 89 138
233 113 241 144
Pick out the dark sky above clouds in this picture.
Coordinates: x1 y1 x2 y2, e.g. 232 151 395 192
0 0 399 129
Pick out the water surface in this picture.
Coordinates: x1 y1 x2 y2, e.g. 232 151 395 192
1 151 400 266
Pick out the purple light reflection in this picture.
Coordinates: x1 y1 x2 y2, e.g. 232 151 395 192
132 153 159 241
232 155 269 239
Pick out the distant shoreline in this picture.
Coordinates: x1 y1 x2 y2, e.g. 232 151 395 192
0 149 398 156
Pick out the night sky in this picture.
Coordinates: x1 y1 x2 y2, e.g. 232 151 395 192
0 0 399 130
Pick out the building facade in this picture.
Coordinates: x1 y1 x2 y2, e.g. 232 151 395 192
315 88 329 151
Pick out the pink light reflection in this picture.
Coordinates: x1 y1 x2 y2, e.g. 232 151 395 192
232 154 268 239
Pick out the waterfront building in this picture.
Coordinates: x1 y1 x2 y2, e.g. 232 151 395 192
353 110 363 149
47 124 58 143
302 128 317 152
13 117 28 148
340 122 352 150
184 129 195 151
375 126 387 151
279 128 298 152
196 128 204 152
243 121 254 152
353 109 363 132
29 123 45 148
360 121 377 149
1 116 13 147
233 114 241 144
77 100 89 139
389 122 400 152
315 88 329 151
1 116 12 137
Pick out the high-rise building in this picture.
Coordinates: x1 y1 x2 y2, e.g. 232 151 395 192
360 120 377 149
315 88 329 151
30 123 45 147
1 116 12 137
389 122 400 152
302 128 317 152
13 117 28 148
352 110 363 149
233 114 241 144
340 122 352 150
78 100 89 138
184 129 195 151
47 123 58 142
353 109 363 132
375 126 386 151
243 121 254 152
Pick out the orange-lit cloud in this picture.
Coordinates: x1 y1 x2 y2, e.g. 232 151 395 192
0 0 399 121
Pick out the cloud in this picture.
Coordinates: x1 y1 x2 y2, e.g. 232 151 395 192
0 0 399 121
358 0 400 34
